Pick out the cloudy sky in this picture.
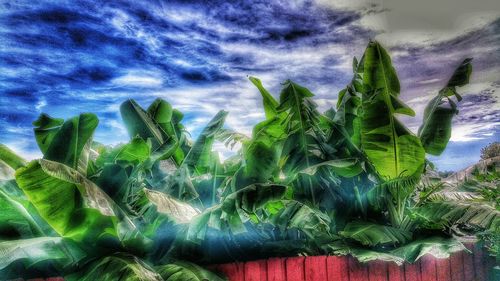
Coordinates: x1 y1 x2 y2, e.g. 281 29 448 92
0 0 499 171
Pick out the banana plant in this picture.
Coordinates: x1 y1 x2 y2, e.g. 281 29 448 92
0 40 498 280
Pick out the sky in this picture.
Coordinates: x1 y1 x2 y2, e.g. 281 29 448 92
0 0 499 172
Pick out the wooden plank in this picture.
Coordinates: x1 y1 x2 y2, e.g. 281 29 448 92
286 256 305 281
462 250 475 281
245 260 267 281
46 278 65 281
435 258 451 281
216 262 245 281
267 257 286 281
348 256 369 281
387 262 404 281
368 260 387 281
304 256 327 281
327 256 349 281
420 255 437 281
450 251 465 281
404 260 422 281
473 244 486 281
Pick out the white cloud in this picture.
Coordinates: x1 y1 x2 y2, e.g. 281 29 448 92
112 71 164 88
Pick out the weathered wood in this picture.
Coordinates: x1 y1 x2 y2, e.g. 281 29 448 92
449 251 465 281
304 256 327 281
387 262 405 281
348 256 369 281
245 260 267 281
435 258 451 281
285 256 305 281
23 247 495 281
326 255 349 281
267 257 286 281
420 255 437 281
404 260 422 281
368 260 388 281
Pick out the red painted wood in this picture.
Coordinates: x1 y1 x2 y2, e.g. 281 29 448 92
404 260 422 281
285 256 305 281
420 255 437 281
368 260 387 281
450 251 465 281
327 256 349 281
245 260 267 281
267 258 286 281
461 250 475 281
435 258 451 281
348 256 369 281
211 247 493 281
473 244 486 281
46 278 65 281
304 256 327 281
216 262 245 281
387 263 404 281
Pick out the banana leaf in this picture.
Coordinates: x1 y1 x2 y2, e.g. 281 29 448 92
0 237 85 277
65 255 162 281
147 98 187 163
120 99 166 150
0 144 26 170
42 113 98 175
360 41 425 179
157 260 225 281
339 221 411 246
277 80 326 176
0 189 44 238
412 201 500 231
16 159 150 252
418 58 472 155
182 110 227 175
32 113 64 154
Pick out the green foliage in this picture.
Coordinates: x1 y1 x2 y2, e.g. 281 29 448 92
418 58 472 155
481 142 500 159
1 40 497 280
0 144 26 170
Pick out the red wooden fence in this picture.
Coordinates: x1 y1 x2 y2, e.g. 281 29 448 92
212 244 497 281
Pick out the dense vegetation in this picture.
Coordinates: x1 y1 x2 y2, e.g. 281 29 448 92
0 41 498 280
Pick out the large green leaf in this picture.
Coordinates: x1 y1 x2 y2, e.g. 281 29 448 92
27 160 151 253
0 144 26 171
66 255 163 281
249 76 279 119
300 158 363 178
186 184 286 242
412 201 500 231
418 58 472 155
265 200 331 240
182 110 227 175
157 260 225 281
32 113 64 154
277 80 326 175
143 188 200 224
16 159 123 246
96 136 151 167
360 41 425 179
120 99 166 150
335 57 364 147
0 237 85 274
147 98 186 163
42 113 98 175
339 221 411 246
0 189 43 238
390 237 466 263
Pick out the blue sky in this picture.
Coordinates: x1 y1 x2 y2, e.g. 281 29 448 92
0 0 499 171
